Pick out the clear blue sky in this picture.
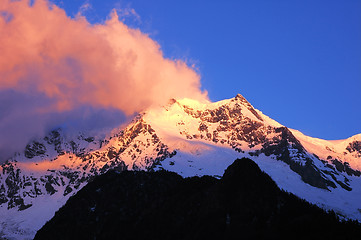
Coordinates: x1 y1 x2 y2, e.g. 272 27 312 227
51 0 360 140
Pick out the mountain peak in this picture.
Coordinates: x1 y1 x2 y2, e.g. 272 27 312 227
1 93 361 239
233 93 263 121
234 93 246 101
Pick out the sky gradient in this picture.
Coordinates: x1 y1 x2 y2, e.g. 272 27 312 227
52 0 360 140
0 0 359 158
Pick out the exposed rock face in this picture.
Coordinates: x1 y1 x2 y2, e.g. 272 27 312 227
0 120 173 212
24 142 46 159
1 94 359 211
253 127 336 189
181 100 268 147
166 95 358 191
347 141 361 155
1 94 360 239
234 93 263 121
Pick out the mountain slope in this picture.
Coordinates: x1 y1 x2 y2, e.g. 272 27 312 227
0 94 360 239
35 158 361 240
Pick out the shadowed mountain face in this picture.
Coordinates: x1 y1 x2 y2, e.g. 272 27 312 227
1 94 361 239
1 95 359 212
35 158 361 240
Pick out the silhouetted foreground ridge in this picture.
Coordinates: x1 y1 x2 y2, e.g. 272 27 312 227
35 158 361 240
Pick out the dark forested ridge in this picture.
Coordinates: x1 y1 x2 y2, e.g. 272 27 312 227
35 158 361 240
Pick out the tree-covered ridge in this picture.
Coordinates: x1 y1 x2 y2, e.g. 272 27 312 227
35 158 361 240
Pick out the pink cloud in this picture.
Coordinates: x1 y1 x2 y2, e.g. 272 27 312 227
0 0 207 161
0 0 207 113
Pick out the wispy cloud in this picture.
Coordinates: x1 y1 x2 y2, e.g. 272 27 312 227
115 6 141 24
77 1 92 17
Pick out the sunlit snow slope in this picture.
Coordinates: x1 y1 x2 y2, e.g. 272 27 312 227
0 94 360 239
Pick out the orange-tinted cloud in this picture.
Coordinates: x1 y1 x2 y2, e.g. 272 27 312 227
0 0 207 161
0 0 207 113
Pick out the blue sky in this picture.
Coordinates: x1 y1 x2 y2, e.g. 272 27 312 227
52 0 360 140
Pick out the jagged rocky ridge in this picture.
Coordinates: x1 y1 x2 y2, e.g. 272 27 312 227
0 94 361 239
35 158 361 240
171 95 359 190
0 119 173 211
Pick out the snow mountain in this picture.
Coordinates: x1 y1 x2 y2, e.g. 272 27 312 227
0 94 361 239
